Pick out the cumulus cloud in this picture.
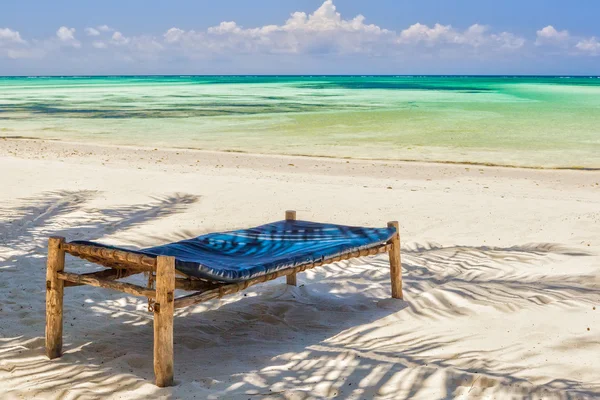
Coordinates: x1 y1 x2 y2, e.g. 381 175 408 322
576 37 600 55
56 26 76 41
85 27 100 36
398 23 524 50
208 21 242 35
164 27 184 43
163 2 524 57
0 28 30 59
56 26 80 47
87 25 114 34
279 0 387 34
536 25 569 45
398 23 454 44
85 25 115 38
111 31 130 45
1 1 599 69
165 0 394 55
0 27 25 44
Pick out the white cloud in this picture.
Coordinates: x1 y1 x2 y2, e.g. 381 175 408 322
86 25 115 38
0 27 25 44
111 31 130 45
164 28 184 43
576 37 600 55
56 26 81 48
397 23 524 50
85 27 100 36
162 2 522 58
208 21 242 35
399 23 454 44
1 1 598 69
536 25 569 45
279 0 387 34
166 0 393 55
57 26 76 41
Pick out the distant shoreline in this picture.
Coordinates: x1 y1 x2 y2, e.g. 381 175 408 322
2 74 600 78
2 136 598 172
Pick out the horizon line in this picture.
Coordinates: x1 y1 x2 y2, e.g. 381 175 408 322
1 74 600 78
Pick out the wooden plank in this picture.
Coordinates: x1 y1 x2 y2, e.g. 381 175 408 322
285 210 298 286
175 278 220 291
62 243 157 271
154 256 175 387
63 268 140 287
387 221 403 299
46 237 66 359
58 271 156 298
174 243 391 309
286 271 297 286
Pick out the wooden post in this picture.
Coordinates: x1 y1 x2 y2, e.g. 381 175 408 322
285 210 297 286
46 236 66 359
387 221 403 299
154 256 175 387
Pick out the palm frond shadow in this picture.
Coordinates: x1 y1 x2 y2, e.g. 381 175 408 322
237 340 600 399
183 244 597 399
0 190 97 248
64 242 598 398
0 190 200 398
1 190 598 398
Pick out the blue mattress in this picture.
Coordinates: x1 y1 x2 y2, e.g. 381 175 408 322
72 220 396 283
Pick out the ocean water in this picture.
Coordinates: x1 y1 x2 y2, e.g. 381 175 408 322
1 75 599 169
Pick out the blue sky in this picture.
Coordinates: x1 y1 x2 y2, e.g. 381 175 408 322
1 0 599 75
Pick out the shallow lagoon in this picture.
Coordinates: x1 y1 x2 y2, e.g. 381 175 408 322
1 75 599 168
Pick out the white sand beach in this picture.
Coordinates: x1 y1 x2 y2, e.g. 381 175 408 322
0 138 599 399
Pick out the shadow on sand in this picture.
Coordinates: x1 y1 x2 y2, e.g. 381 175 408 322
0 190 598 399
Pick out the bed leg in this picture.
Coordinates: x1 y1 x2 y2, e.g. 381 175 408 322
154 256 175 387
285 210 298 286
387 221 403 299
46 236 66 359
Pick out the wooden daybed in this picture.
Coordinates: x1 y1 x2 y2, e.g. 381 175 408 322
45 211 402 386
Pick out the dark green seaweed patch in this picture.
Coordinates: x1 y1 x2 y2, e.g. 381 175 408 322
295 81 492 92
0 100 368 118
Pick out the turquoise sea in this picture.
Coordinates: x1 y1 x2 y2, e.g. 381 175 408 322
1 76 599 169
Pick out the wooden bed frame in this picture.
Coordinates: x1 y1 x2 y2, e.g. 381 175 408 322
45 211 403 387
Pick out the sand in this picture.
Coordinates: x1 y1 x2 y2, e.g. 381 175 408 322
0 138 599 399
